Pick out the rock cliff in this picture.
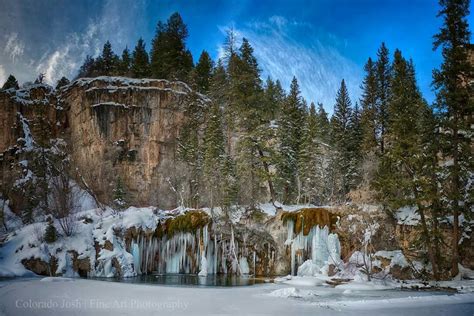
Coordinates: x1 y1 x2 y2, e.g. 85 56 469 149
60 77 206 208
0 77 208 209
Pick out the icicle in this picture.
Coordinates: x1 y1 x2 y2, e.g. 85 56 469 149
291 241 296 276
131 241 141 275
222 238 227 274
285 220 294 245
213 234 217 274
327 233 341 266
239 257 250 274
198 256 208 276
230 226 242 275
253 250 256 276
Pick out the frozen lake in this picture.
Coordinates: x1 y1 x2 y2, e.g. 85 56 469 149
0 276 473 315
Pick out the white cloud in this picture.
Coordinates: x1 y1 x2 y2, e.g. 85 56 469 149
35 0 145 85
4 33 24 63
0 64 6 86
35 24 100 84
218 17 362 114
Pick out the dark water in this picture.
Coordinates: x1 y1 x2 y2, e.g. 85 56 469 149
90 274 268 287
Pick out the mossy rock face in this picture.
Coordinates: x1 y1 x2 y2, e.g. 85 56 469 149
281 208 338 235
162 210 211 237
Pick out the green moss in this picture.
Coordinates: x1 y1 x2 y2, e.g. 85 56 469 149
162 210 211 238
281 208 339 235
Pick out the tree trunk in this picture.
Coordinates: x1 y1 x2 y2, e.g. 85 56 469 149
451 123 460 277
417 204 440 280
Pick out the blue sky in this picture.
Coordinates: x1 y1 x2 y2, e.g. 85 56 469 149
0 0 472 113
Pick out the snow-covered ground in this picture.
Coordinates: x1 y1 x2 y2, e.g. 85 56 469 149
0 276 473 316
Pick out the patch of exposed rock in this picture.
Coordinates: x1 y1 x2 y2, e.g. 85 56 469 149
60 77 207 208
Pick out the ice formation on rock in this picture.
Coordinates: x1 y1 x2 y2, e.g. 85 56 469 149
285 220 341 276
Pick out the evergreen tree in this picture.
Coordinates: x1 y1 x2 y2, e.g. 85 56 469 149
194 50 214 93
131 38 150 78
232 38 263 130
375 42 391 154
209 59 231 151
330 79 354 199
77 55 97 78
118 47 132 76
315 103 331 143
375 49 442 278
2 74 19 90
177 90 206 208
227 38 271 205
113 177 127 211
298 102 326 204
360 57 378 152
221 156 238 212
202 102 226 208
349 102 363 188
263 77 285 121
432 0 473 277
150 12 193 81
44 217 58 243
276 77 304 203
97 41 119 76
55 77 70 89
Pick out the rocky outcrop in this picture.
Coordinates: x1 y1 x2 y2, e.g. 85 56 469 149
0 83 63 153
21 257 58 276
60 77 207 208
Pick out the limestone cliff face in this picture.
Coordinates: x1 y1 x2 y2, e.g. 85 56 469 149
60 77 206 208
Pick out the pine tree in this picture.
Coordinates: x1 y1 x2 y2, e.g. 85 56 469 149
131 38 150 78
97 41 119 76
113 177 127 212
375 42 391 154
349 102 363 188
233 38 263 130
226 38 272 205
360 57 378 152
55 77 70 89
432 0 473 277
118 47 132 76
194 50 214 93
263 77 285 121
177 89 206 208
209 59 231 151
298 102 325 204
221 156 238 211
330 79 354 199
375 49 442 279
150 12 193 81
315 103 331 144
2 74 19 90
77 55 97 78
276 77 304 203
44 217 58 243
202 102 226 208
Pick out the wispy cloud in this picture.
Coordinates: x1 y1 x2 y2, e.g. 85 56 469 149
35 0 145 84
4 33 24 63
35 22 102 84
218 16 362 113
